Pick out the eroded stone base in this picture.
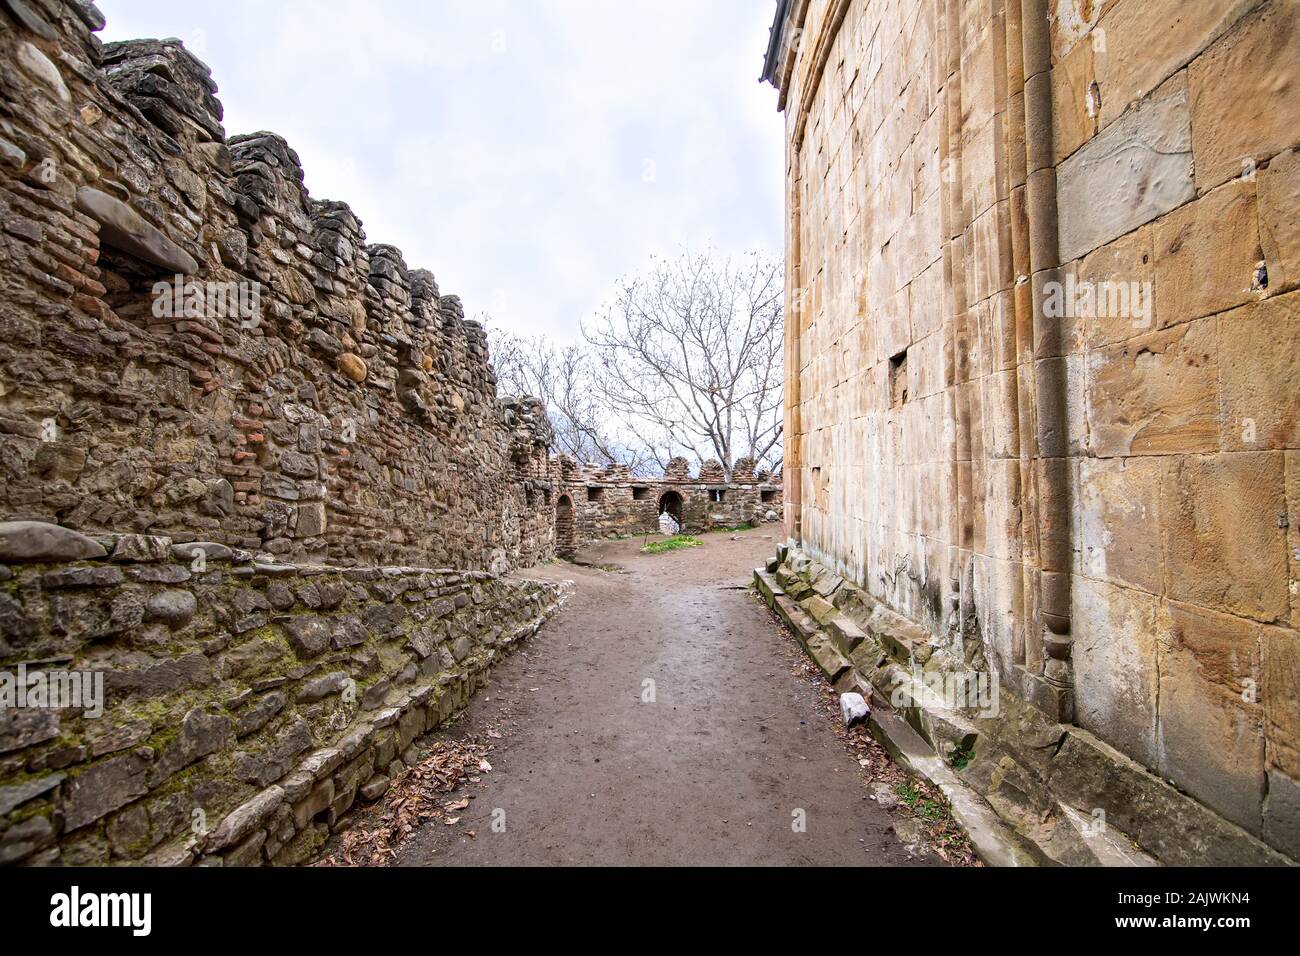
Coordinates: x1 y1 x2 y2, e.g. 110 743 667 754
757 548 1294 867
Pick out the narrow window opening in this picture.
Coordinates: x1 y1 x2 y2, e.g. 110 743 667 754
889 349 908 408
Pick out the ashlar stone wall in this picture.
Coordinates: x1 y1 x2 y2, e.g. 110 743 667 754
765 0 1299 861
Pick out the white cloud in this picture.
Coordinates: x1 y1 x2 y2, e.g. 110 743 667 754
99 0 784 343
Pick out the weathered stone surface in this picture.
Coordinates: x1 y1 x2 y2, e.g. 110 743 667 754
1262 625 1300 781
170 541 234 563
0 773 63 815
0 814 54 865
15 40 70 104
145 589 198 626
337 352 368 383
1156 601 1266 831
280 615 331 658
1217 294 1300 451
110 534 173 563
0 707 60 755
1259 147 1300 294
296 671 351 704
1153 178 1262 327
233 717 311 787
1072 578 1160 767
359 774 390 802
206 785 284 852
1057 74 1195 262
235 691 287 738
104 653 212 699
74 187 199 274
41 566 123 589
1188 2 1300 189
65 756 146 831
1262 769 1300 861
147 708 234 786
1086 320 1218 456
0 521 107 562
1160 452 1289 623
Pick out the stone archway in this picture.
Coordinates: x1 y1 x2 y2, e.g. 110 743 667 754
658 490 684 534
555 494 576 558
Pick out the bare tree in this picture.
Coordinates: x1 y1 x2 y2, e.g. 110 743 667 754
487 326 656 472
583 249 783 477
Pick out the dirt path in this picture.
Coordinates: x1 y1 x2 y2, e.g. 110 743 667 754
357 526 943 867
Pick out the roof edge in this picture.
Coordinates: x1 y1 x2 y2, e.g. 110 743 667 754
760 0 793 86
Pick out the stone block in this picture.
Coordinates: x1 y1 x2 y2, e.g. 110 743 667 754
1153 178 1261 327
1217 293 1300 451
1095 0 1249 129
207 786 284 852
1086 319 1218 456
1071 578 1160 768
1161 451 1289 623
64 756 146 831
1078 456 1167 594
1074 225 1155 348
1156 600 1266 832
292 779 335 830
1259 147 1300 293
1057 72 1195 263
1189 2 1300 189
280 615 331 658
0 521 106 562
1262 625 1300 780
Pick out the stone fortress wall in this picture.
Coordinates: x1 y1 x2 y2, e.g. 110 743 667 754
0 0 566 865
551 454 783 556
0 2 556 572
764 0 1300 863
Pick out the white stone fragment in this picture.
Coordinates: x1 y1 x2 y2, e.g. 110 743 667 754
839 692 870 728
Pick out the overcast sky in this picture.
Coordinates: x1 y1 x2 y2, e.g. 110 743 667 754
99 1 785 343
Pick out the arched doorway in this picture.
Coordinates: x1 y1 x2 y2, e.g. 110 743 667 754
658 490 684 535
555 494 576 558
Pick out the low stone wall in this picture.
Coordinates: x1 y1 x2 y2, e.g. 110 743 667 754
757 547 1295 866
0 521 569 866
553 455 783 554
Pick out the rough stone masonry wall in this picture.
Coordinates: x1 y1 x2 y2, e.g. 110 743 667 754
0 0 557 572
552 455 783 556
766 0 1299 861
0 522 568 865
0 0 568 865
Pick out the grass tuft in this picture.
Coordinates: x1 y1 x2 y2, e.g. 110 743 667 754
641 535 702 554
